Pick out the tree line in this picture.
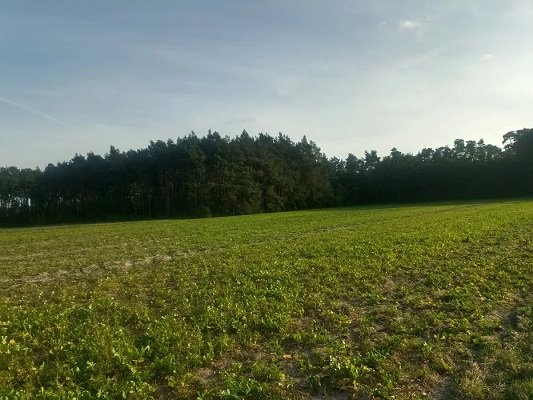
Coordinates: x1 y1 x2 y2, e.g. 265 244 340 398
1 128 532 225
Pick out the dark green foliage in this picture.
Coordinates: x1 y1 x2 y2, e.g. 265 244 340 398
1 129 532 225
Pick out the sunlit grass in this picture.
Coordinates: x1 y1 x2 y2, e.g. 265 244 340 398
1 200 532 399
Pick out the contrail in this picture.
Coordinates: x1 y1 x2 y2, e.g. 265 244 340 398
0 95 79 129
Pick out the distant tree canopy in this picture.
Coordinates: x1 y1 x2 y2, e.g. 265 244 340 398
1 128 532 225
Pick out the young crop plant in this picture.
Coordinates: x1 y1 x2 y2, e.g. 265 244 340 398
0 199 532 399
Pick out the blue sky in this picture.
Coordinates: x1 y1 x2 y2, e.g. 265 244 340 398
1 0 532 168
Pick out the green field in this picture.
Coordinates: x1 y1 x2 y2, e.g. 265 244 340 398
1 200 532 399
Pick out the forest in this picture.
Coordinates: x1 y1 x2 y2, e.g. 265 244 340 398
1 128 532 225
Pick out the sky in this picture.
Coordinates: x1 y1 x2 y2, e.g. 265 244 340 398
1 0 532 168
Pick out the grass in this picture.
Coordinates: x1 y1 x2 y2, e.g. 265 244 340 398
0 200 532 399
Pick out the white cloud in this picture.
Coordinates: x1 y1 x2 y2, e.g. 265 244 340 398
481 53 495 61
397 16 437 38
398 20 422 31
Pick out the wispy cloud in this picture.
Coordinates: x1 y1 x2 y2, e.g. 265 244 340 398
0 95 79 129
398 16 436 38
398 20 423 31
393 46 447 70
